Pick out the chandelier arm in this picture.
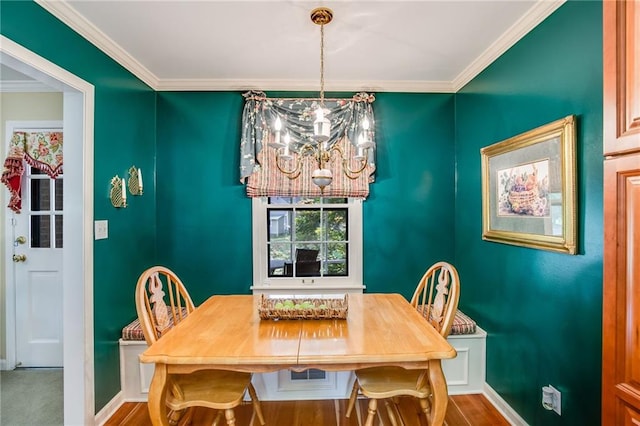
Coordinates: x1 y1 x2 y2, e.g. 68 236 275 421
328 145 369 177
275 152 303 179
342 157 369 177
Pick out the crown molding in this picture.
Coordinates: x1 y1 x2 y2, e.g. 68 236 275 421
36 0 563 94
452 0 566 91
35 0 159 89
156 78 456 93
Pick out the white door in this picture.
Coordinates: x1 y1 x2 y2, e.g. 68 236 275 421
8 128 64 368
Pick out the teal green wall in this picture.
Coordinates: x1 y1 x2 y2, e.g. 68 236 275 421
454 2 603 425
1 1 157 412
2 0 604 423
155 92 251 302
156 92 456 303
364 93 456 296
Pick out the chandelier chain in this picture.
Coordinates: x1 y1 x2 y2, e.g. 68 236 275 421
319 23 325 106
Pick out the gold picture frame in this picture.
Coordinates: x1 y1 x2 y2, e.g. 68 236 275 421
481 115 577 254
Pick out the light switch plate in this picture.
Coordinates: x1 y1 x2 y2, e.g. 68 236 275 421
95 220 108 240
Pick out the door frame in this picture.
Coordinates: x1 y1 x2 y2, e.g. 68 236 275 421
1 36 95 425
4 119 64 369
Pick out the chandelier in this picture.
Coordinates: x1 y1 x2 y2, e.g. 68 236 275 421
271 7 374 191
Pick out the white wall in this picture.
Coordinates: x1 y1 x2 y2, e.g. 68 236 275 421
0 92 63 362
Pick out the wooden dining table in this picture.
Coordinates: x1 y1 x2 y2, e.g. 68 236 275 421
139 293 457 426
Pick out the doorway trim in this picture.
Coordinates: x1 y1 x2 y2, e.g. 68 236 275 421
1 35 95 425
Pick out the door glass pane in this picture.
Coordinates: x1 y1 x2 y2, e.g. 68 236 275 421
30 178 51 211
31 215 51 248
55 215 63 248
55 178 63 211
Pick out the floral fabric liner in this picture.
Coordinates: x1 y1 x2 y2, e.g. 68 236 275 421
415 307 478 335
240 90 376 198
1 131 63 213
121 306 189 341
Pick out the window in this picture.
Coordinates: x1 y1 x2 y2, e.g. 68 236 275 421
252 196 363 291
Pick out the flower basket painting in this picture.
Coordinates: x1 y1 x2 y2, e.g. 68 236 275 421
481 115 577 254
499 160 550 217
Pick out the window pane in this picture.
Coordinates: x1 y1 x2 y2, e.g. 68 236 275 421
55 178 63 211
31 215 51 248
293 196 320 204
294 244 321 277
326 242 348 276
295 209 320 242
30 167 45 175
323 209 347 241
55 215 63 248
268 196 293 205
269 243 292 277
268 210 291 241
31 178 51 211
323 198 348 204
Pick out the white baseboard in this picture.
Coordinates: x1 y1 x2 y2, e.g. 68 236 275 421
483 383 529 426
0 359 7 371
95 390 125 426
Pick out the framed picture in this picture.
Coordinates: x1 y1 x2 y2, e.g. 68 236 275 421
481 115 577 254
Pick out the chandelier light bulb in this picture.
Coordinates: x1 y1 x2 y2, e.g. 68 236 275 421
273 116 283 146
362 117 370 130
281 132 292 160
313 107 330 143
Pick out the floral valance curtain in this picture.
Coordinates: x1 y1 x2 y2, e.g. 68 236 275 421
1 131 63 213
240 90 376 198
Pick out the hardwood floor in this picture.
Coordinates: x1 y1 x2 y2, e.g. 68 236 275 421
104 394 510 426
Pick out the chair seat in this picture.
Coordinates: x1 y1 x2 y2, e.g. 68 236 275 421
166 369 253 410
356 367 430 399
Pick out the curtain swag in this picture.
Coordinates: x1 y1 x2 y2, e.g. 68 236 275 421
240 90 377 198
1 131 63 213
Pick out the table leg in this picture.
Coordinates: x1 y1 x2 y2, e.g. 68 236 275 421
147 363 169 426
428 359 449 426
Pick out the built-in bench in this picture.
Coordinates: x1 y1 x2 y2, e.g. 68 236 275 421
441 311 486 395
119 310 486 401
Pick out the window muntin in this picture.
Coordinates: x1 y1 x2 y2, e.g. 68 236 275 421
252 196 363 290
28 166 63 248
267 197 348 278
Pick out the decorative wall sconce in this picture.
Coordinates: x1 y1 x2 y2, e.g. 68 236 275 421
110 175 127 208
128 166 143 196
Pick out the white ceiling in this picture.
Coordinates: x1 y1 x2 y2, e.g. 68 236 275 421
4 0 565 93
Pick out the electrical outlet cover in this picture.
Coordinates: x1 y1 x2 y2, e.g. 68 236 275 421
550 385 561 415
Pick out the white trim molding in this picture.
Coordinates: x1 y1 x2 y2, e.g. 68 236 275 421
483 382 530 426
452 0 566 91
35 0 158 90
1 34 95 426
34 0 565 94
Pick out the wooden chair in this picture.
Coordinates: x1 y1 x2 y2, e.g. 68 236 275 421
345 261 460 426
135 266 265 426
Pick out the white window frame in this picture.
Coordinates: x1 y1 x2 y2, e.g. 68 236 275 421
251 197 364 294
